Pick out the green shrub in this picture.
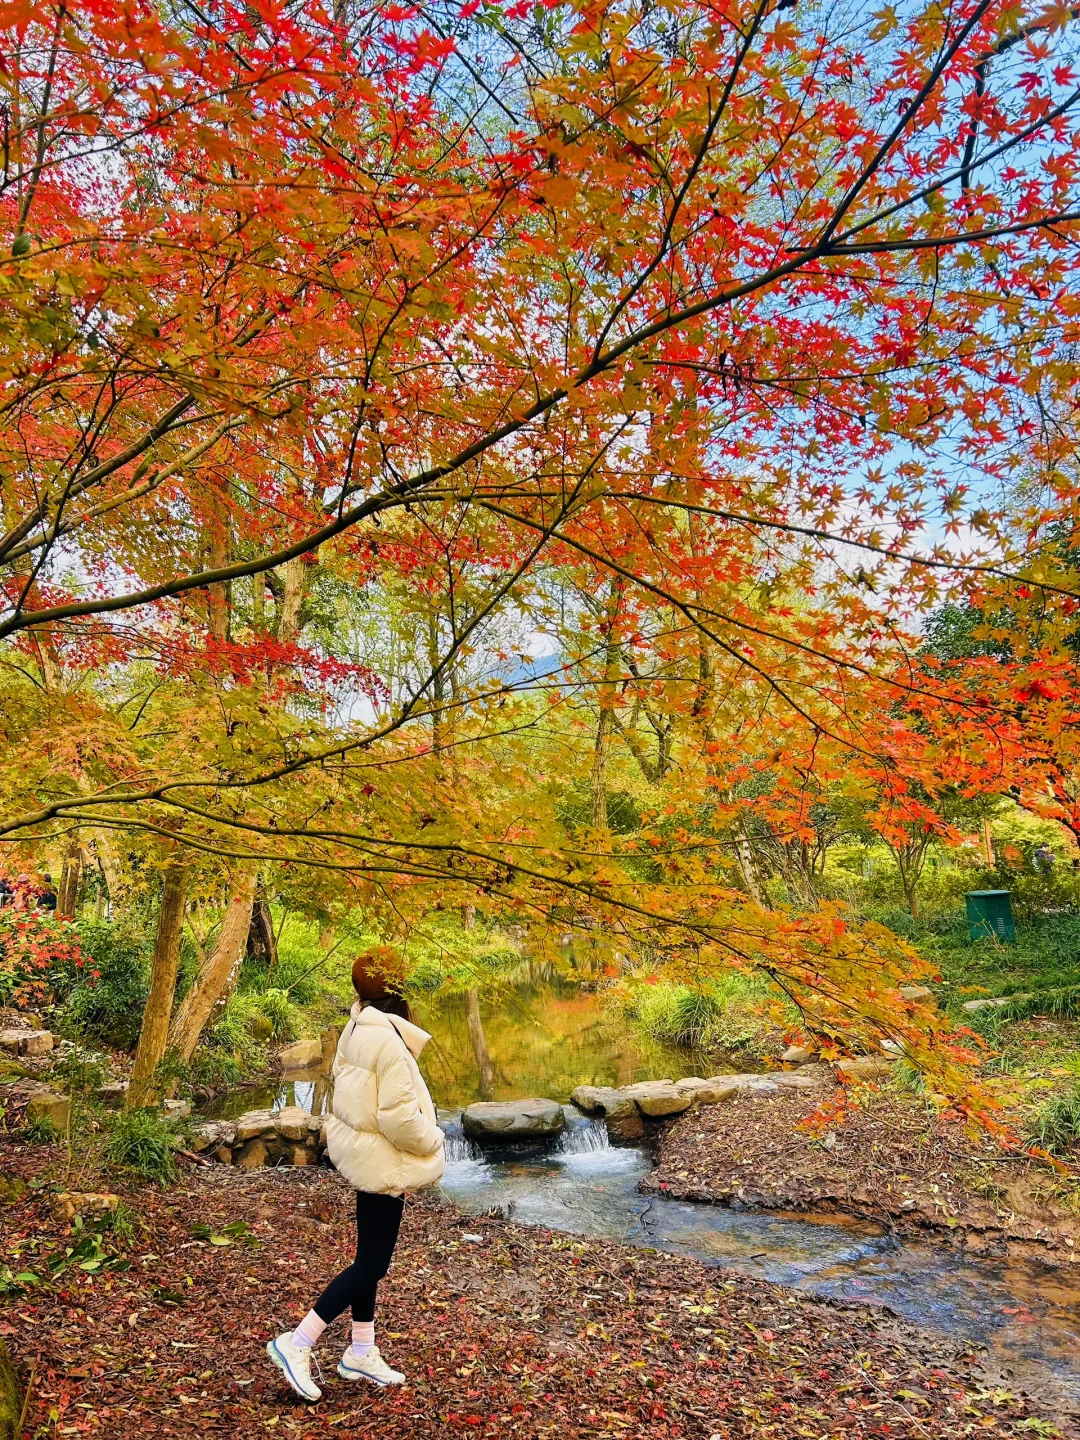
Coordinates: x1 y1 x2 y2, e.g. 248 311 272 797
1026 1083 1080 1158
103 1108 181 1185
62 923 149 1049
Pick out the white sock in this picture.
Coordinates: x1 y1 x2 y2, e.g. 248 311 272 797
291 1310 326 1350
350 1320 375 1357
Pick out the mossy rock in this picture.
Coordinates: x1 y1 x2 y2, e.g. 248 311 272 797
245 1012 274 1042
0 1174 27 1205
0 1338 23 1440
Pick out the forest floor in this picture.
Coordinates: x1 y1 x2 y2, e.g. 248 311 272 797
646 1056 1080 1266
1 1138 1075 1440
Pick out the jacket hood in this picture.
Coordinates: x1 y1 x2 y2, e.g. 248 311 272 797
352 1001 432 1059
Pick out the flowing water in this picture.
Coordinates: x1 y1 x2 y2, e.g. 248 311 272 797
206 986 1080 1410
438 1111 1080 1412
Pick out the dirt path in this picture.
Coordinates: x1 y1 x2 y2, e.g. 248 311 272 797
0 1138 1074 1438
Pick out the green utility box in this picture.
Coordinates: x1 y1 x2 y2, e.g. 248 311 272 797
965 889 1016 943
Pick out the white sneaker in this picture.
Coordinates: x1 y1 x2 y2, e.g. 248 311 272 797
337 1344 405 1386
267 1332 322 1402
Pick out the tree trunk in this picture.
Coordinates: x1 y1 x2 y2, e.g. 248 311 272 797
465 987 495 1101
275 555 306 643
590 577 624 830
127 862 190 1108
167 865 258 1062
246 890 277 970
57 840 82 917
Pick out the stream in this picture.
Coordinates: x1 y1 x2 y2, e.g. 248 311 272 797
437 1110 1080 1411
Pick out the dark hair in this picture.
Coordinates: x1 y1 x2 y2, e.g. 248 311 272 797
366 993 412 1024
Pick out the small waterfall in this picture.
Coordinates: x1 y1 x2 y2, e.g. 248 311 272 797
556 1116 610 1154
442 1131 484 1163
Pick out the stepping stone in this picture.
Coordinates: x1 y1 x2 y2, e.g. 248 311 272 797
462 1098 565 1141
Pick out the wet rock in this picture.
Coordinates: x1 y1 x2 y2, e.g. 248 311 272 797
462 1098 565 1141
275 1105 309 1141
26 1090 69 1130
278 1038 322 1069
624 1081 694 1117
569 1085 617 1114
236 1138 269 1168
603 1097 645 1142
234 1109 277 1143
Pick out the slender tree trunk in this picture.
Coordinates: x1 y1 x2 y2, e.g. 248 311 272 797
465 987 495 1101
168 865 258 1062
590 577 623 830
127 862 190 1108
57 839 81 917
275 555 305 643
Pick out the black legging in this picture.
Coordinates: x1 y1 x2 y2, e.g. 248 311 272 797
313 1190 404 1324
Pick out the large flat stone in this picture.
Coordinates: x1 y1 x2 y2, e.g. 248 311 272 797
462 1098 565 1141
569 1084 619 1113
623 1081 694 1117
835 1056 895 1083
275 1105 309 1141
19 1030 53 1056
278 1039 322 1069
234 1109 277 1143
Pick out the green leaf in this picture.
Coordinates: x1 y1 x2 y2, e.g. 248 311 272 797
11 234 30 257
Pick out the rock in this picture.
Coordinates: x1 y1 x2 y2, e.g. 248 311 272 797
0 1030 23 1055
0 1174 28 1205
245 1012 274 1042
781 1045 815 1065
234 1109 277 1143
603 1096 645 1141
307 1114 328 1150
569 1085 617 1113
769 1071 820 1091
290 1145 314 1166
189 1122 221 1153
19 1030 53 1056
962 994 1023 1013
278 1038 322 1069
26 1090 69 1130
236 1138 269 1168
275 1105 310 1141
462 1098 566 1141
163 1098 190 1119
98 1081 129 1107
214 1146 233 1165
53 1191 118 1223
835 1056 895 1083
623 1081 694 1117
899 984 934 1001
880 1039 905 1056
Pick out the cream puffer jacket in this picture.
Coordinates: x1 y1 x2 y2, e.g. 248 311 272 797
326 1003 445 1196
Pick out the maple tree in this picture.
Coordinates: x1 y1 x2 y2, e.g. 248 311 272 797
1 0 1080 1109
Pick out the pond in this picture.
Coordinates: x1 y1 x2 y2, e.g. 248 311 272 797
207 983 718 1117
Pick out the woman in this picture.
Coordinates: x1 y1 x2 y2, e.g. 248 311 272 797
267 957 445 1400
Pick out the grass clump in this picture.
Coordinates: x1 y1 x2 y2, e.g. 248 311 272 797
24 1115 61 1145
1026 1082 1080 1158
103 1108 181 1185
